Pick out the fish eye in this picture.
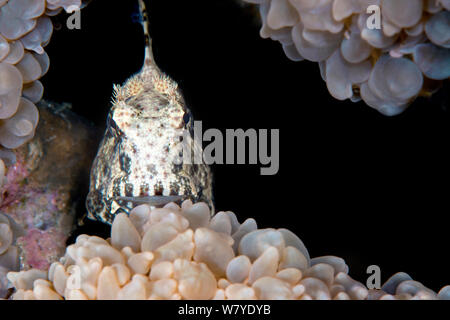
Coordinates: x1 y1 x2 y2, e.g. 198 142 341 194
183 111 191 124
107 113 121 137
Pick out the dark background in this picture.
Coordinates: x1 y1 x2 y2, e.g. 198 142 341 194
43 0 449 292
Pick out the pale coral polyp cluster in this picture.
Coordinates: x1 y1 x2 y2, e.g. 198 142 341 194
0 212 24 297
244 0 450 116
0 0 82 150
7 200 450 300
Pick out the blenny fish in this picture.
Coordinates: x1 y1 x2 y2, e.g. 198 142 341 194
86 0 213 224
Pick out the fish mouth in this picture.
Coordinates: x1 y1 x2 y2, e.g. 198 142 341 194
112 195 185 208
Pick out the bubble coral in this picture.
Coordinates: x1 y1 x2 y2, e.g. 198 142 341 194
7 200 450 300
0 212 24 298
243 0 450 116
0 0 83 150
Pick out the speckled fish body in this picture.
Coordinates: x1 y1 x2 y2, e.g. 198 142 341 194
86 63 214 225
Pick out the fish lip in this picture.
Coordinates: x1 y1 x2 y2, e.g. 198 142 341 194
106 112 123 138
113 195 185 206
